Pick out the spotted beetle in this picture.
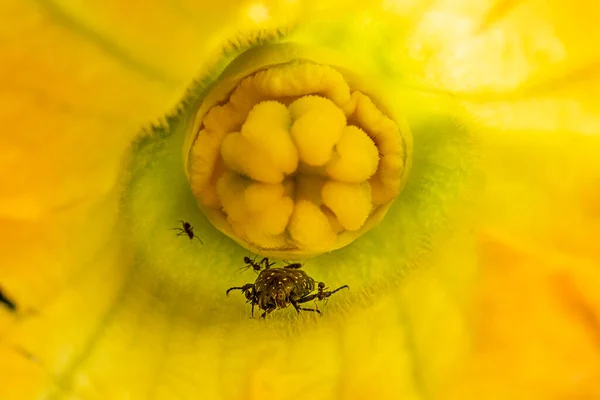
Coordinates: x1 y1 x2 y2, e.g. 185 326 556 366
226 259 349 318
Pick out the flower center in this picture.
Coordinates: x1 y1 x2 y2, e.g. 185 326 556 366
184 47 411 257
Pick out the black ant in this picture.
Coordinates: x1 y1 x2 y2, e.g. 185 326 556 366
240 255 275 273
313 281 349 303
172 220 203 244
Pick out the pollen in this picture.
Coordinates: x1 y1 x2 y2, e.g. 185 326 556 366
185 45 411 257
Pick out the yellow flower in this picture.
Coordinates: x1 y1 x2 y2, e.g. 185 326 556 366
1 1 599 399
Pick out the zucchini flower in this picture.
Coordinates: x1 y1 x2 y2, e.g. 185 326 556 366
1 1 599 400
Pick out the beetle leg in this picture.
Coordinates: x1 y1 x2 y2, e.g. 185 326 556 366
291 299 320 315
251 295 260 318
295 293 319 304
260 305 276 319
297 284 349 304
290 299 301 314
327 285 350 296
300 307 320 314
225 283 253 296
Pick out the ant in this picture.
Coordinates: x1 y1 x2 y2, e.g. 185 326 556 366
241 255 275 273
172 220 204 244
314 282 349 305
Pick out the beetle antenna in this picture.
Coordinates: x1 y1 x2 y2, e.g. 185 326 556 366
226 286 246 296
329 285 350 295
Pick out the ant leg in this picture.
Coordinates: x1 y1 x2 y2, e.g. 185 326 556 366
194 236 204 245
284 263 303 269
313 298 321 313
259 258 274 268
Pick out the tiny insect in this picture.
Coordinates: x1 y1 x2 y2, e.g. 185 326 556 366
240 255 275 273
172 220 204 244
0 287 17 312
226 260 349 318
282 261 303 269
0 288 39 318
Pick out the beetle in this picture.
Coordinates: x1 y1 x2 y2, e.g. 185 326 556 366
172 220 204 244
226 260 349 318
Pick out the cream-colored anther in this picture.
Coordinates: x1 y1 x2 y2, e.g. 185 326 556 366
326 125 379 183
185 51 412 258
289 96 346 166
242 101 298 175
